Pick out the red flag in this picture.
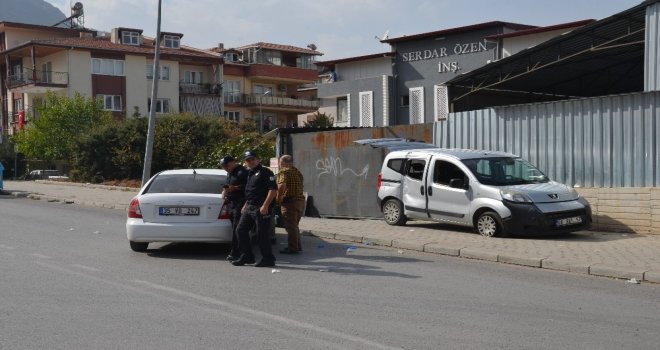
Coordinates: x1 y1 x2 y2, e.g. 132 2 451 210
18 111 25 129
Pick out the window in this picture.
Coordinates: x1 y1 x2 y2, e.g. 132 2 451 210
253 85 273 96
146 65 170 80
224 80 241 103
433 160 466 186
163 35 180 49
261 50 282 65
225 53 239 62
337 97 348 122
148 98 170 114
144 174 227 194
296 55 313 69
434 85 449 120
400 95 409 107
359 91 373 127
92 58 124 76
184 70 203 84
41 62 52 83
405 159 426 181
122 31 140 45
225 110 240 122
97 95 122 111
409 87 424 124
387 159 405 174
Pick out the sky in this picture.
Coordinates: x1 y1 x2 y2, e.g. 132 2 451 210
45 0 643 60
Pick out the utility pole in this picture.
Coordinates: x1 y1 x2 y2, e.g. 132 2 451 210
141 0 162 186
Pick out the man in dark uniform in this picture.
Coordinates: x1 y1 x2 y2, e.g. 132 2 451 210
232 150 278 267
219 155 248 262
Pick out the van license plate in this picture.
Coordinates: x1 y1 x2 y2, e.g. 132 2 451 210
556 216 582 227
159 207 199 216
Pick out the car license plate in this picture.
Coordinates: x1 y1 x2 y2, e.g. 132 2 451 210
556 216 582 227
159 206 199 216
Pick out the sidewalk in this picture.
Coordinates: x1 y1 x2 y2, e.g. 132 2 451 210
3 180 660 284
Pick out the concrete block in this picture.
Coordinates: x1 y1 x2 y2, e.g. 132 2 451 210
498 254 545 267
541 259 570 271
392 240 425 252
46 197 60 202
334 233 363 243
598 193 650 201
643 270 660 283
364 237 393 247
460 248 498 262
598 199 646 207
305 230 335 240
64 199 75 204
589 264 648 280
569 264 591 275
10 192 28 198
598 206 650 214
424 243 463 256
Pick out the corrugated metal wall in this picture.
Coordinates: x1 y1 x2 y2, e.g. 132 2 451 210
646 2 660 91
436 91 660 187
287 125 433 218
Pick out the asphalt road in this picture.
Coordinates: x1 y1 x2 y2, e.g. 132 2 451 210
1 195 660 350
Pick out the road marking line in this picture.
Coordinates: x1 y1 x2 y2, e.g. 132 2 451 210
133 280 403 350
31 253 52 259
70 264 100 272
32 260 394 349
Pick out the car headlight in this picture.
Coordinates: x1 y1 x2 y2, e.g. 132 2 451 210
500 190 533 203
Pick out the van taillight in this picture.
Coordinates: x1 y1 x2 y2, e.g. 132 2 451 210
218 204 230 220
127 198 143 218
377 173 382 192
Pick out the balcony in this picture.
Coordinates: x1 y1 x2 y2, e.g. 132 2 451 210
7 68 68 93
179 82 222 95
225 93 319 111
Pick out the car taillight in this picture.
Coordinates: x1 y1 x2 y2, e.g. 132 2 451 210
128 198 143 219
377 172 382 192
218 203 230 220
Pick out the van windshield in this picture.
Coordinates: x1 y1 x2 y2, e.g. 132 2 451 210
461 157 549 186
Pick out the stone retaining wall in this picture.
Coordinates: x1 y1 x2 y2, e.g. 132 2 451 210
578 188 660 234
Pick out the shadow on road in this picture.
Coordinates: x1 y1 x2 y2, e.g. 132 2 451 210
145 234 424 279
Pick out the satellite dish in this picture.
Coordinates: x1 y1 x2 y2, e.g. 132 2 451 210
375 29 390 41
307 44 317 51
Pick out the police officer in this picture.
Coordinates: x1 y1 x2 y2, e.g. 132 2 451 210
232 150 277 267
219 155 248 262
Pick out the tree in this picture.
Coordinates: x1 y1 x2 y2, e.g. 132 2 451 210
12 92 112 162
303 111 334 128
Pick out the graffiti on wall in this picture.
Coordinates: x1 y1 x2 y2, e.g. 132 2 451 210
316 157 369 179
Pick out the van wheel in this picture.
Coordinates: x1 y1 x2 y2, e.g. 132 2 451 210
476 211 502 237
129 241 149 252
383 199 407 226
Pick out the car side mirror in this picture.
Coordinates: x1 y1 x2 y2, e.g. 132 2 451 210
449 178 468 190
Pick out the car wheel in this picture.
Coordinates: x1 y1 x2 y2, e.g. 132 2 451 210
476 211 502 237
129 241 149 252
382 199 407 226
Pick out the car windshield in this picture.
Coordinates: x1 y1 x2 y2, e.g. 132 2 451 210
144 173 226 194
461 157 549 186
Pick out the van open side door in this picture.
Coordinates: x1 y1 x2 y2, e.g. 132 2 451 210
401 156 431 219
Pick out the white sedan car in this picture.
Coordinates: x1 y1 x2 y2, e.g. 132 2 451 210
126 169 231 252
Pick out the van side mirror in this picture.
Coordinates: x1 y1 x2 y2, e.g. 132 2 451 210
449 178 468 190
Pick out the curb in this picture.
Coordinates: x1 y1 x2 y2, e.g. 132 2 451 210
304 230 659 284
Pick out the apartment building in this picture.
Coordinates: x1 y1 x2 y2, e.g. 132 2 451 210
0 22 223 135
211 42 322 131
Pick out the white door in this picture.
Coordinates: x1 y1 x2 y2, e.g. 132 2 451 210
426 157 472 225
401 157 430 219
359 91 373 127
409 87 424 124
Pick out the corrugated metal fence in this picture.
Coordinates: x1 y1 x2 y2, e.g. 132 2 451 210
436 91 660 187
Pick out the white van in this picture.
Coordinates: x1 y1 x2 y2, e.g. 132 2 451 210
377 148 592 237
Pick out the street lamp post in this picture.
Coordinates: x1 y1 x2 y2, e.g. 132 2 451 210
257 90 270 133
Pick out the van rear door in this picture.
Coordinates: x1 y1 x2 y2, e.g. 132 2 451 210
402 157 430 219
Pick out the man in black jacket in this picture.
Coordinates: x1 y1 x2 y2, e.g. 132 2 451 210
219 155 248 262
232 150 277 267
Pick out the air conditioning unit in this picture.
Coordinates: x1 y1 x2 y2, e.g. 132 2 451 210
277 84 287 92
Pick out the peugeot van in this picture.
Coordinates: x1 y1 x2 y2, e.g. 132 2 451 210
377 148 592 237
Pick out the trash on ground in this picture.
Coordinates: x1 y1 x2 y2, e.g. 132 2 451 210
627 278 640 284
271 269 281 274
397 250 404 254
93 231 100 234
409 229 415 232
363 241 371 246
319 269 329 272
346 246 357 253
68 228 75 231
